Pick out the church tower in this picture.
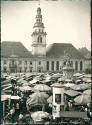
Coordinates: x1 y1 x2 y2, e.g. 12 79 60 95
31 7 47 56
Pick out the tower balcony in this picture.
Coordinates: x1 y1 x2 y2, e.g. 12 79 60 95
31 31 47 36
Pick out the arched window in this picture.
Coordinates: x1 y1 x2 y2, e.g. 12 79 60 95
38 35 42 43
56 61 59 70
80 61 83 71
75 61 78 71
71 61 73 67
51 61 54 71
47 61 49 71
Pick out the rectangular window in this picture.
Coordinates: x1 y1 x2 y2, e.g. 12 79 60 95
55 94 61 104
47 61 49 71
51 61 54 71
56 61 59 70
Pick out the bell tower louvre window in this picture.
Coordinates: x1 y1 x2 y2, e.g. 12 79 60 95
38 35 42 43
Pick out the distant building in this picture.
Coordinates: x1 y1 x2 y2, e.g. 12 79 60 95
1 7 90 73
78 47 91 72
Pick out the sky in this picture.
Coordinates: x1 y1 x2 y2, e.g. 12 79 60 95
1 0 91 51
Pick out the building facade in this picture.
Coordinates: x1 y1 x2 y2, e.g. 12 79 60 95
1 7 90 73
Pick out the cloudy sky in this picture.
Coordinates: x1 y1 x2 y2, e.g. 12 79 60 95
1 0 91 51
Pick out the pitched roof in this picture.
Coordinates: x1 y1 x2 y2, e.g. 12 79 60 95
46 43 85 59
1 41 32 58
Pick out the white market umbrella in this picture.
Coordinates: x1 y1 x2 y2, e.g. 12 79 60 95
64 90 81 97
47 96 52 104
74 94 91 105
83 89 91 95
22 82 29 86
31 111 49 121
40 79 51 84
34 84 51 92
51 83 64 87
64 83 75 87
19 86 32 91
75 79 81 83
29 79 38 84
27 92 49 106
83 74 91 78
45 76 52 80
73 73 82 77
86 79 91 83
58 77 65 82
70 84 91 91
65 79 73 82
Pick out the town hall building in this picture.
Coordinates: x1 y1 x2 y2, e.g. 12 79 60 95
1 7 90 73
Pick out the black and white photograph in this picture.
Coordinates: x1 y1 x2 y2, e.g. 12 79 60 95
1 0 91 124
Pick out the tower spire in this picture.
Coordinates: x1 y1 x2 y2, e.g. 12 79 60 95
38 0 40 6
